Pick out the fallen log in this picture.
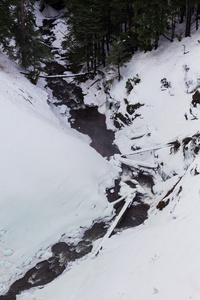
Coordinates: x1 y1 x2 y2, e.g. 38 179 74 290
92 191 136 257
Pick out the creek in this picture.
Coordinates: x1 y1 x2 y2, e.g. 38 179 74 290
0 17 150 300
0 60 150 300
46 61 120 157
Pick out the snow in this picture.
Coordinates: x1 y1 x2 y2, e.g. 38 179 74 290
2 6 200 300
34 1 61 27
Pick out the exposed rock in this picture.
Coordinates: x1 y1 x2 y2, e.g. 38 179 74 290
113 112 132 129
192 90 200 107
126 103 144 115
157 198 170 210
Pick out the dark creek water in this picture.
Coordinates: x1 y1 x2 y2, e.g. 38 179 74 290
0 200 149 300
70 107 119 157
46 61 119 157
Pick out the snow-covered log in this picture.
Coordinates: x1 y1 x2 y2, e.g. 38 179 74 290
92 192 136 257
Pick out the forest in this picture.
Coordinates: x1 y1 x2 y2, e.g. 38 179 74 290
1 0 200 80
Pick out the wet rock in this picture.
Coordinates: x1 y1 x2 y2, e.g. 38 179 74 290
157 198 170 210
182 133 200 157
106 178 121 203
132 170 155 192
48 78 84 108
51 242 71 255
169 140 181 154
39 19 57 46
83 222 108 242
192 90 200 107
126 103 144 115
46 61 69 75
75 240 93 257
113 112 132 129
51 242 77 262
109 192 149 230
160 78 171 90
116 202 150 229
182 136 193 148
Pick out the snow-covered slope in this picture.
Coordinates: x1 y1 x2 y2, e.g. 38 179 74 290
15 30 200 300
0 54 116 294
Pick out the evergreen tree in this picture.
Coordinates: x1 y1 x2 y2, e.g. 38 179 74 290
13 0 52 76
41 0 65 10
168 0 200 38
184 0 198 37
110 0 134 35
63 0 109 73
106 38 131 81
195 4 200 30
133 0 171 50
0 0 15 55
62 0 200 75
110 0 129 36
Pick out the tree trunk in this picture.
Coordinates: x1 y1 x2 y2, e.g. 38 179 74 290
19 0 26 65
94 40 97 73
101 36 106 67
180 5 186 23
185 4 193 37
106 34 110 53
117 62 121 82
195 4 200 30
171 16 175 41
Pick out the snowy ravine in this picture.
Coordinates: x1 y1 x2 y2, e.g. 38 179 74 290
0 52 118 295
19 32 200 299
2 4 200 299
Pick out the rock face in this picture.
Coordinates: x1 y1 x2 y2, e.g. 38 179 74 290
192 90 200 107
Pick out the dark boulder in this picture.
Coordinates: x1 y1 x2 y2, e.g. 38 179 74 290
192 90 200 107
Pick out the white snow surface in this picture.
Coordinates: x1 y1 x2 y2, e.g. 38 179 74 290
2 16 200 300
